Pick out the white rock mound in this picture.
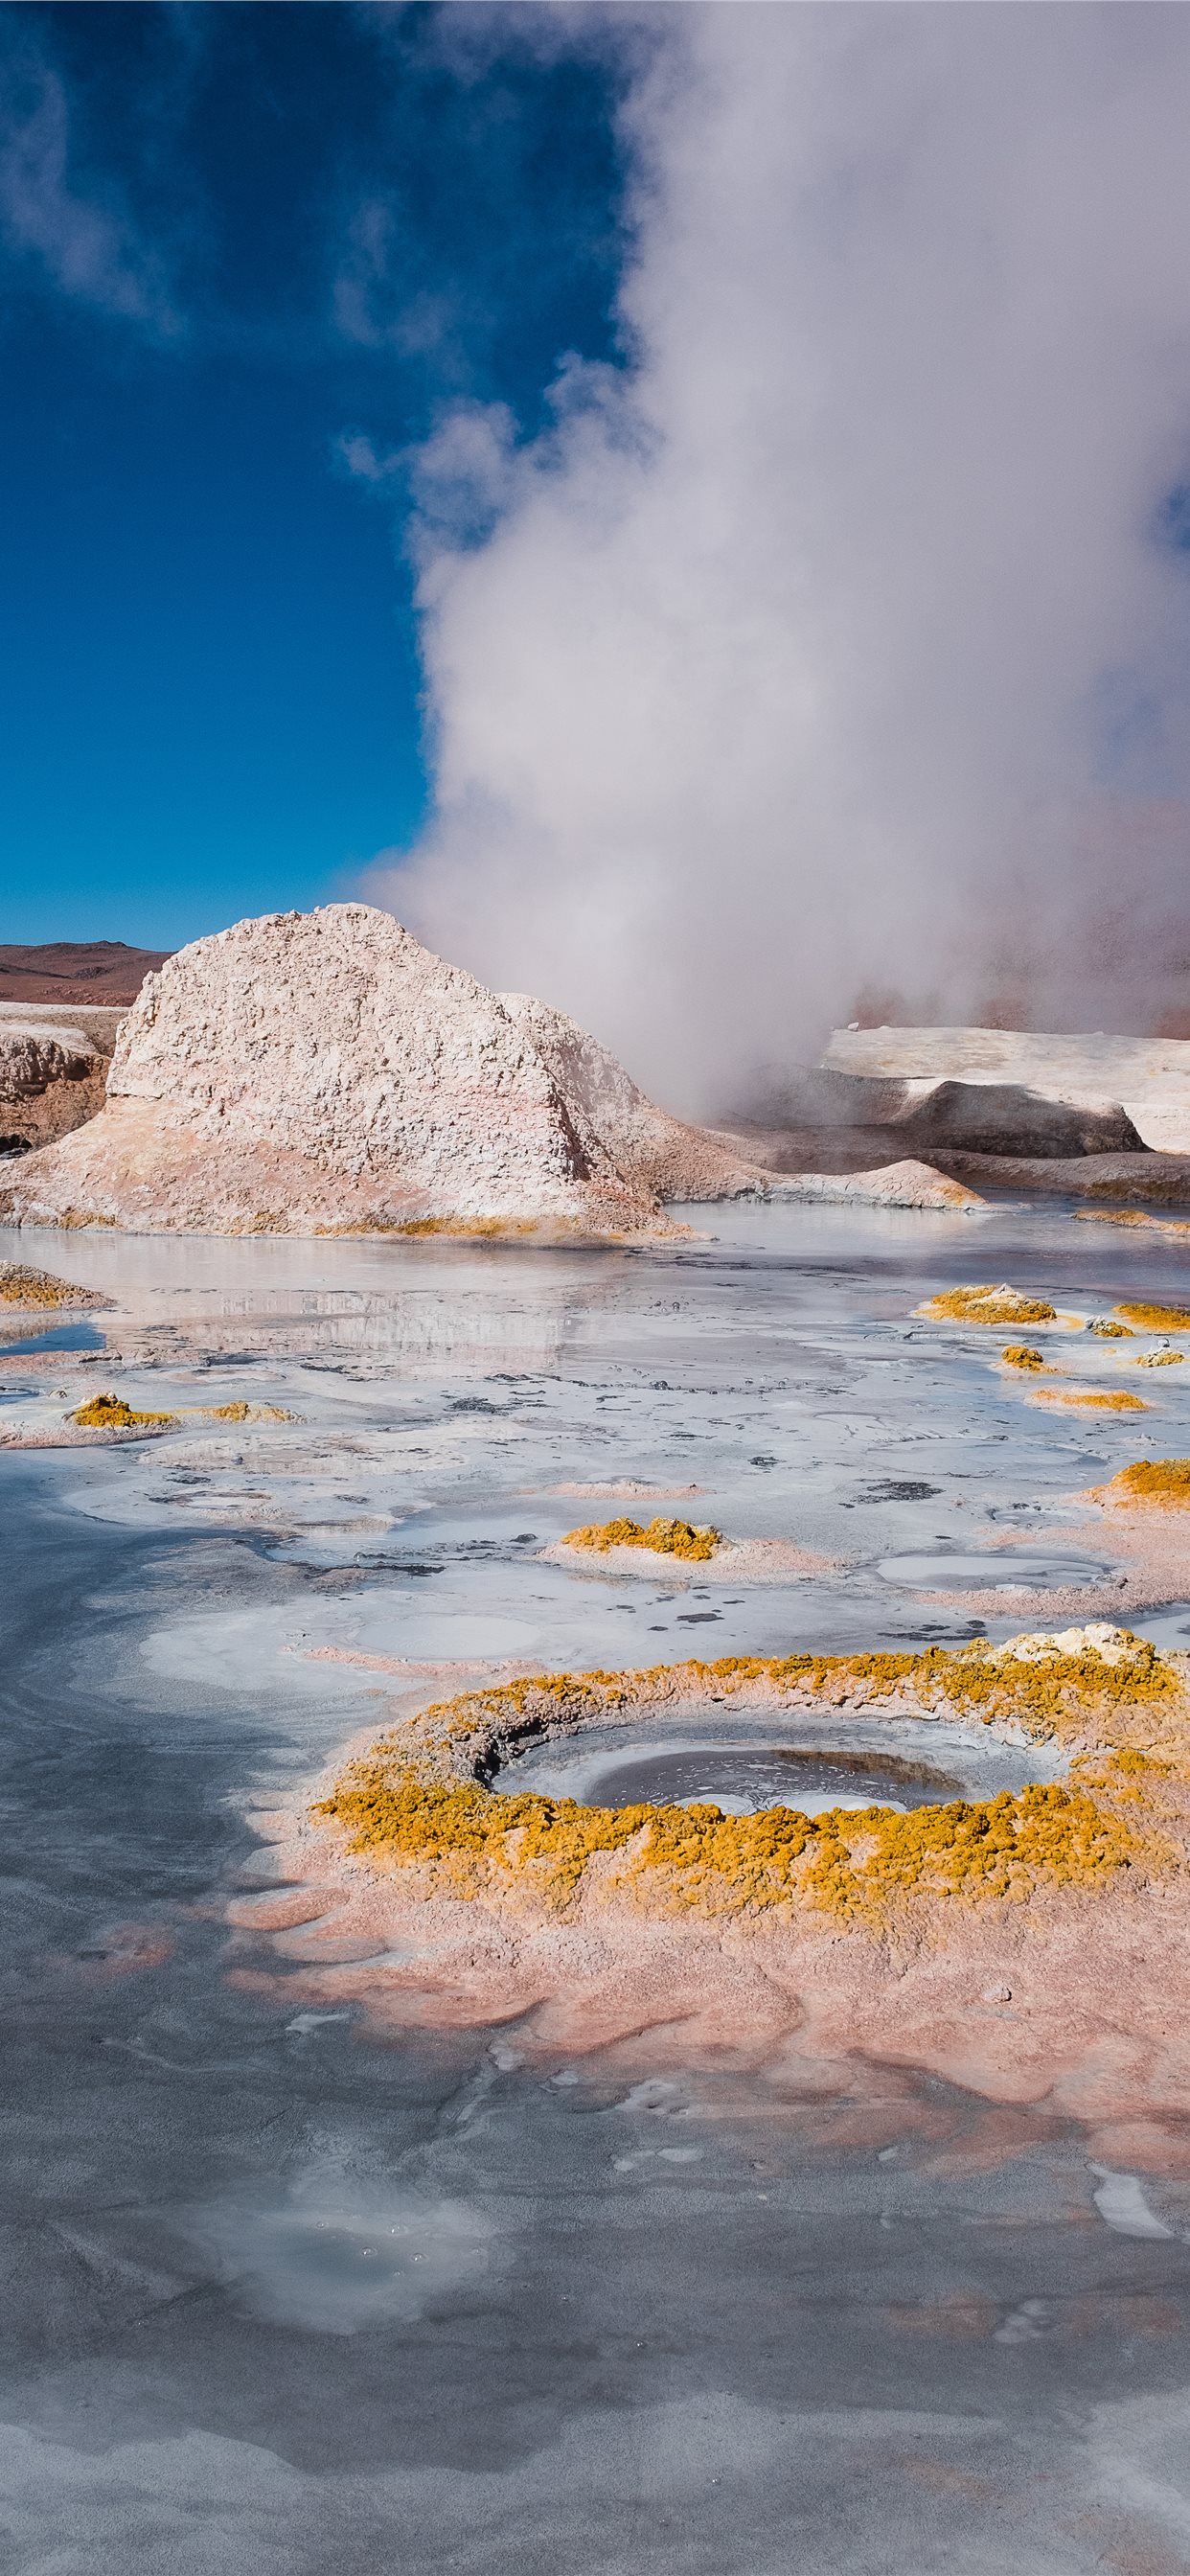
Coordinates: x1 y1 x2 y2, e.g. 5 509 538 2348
0 907 776 1238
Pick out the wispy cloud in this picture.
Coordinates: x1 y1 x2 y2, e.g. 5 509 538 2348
337 431 401 487
0 57 178 334
332 194 462 370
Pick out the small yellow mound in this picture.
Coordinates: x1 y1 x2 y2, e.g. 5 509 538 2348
202 1401 295 1422
1116 1301 1190 1332
1135 1350 1185 1368
1034 1389 1148 1413
1087 1319 1133 1339
72 1392 177 1431
1104 1460 1190 1506
563 1515 721 1562
926 1284 1056 1326
0 1262 99 1309
1001 1345 1045 1370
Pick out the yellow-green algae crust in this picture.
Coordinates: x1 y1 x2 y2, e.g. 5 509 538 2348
313 1637 1180 1925
71 1393 292 1431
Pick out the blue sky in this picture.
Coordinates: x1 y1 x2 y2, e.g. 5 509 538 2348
0 1 633 945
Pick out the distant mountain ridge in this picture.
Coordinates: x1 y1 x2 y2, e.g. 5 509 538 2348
0 941 171 1005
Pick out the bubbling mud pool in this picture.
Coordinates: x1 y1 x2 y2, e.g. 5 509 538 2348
495 1711 1055 1818
512 1742 956 1817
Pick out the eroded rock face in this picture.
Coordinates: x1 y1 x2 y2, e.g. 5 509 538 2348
0 1013 117 1155
822 1025 1190 1152
743 1064 1144 1157
0 908 776 1237
498 991 767 1203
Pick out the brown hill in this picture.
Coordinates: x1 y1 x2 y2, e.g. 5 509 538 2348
0 941 170 1005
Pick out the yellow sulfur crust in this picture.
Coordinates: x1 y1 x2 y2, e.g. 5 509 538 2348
1103 1459 1190 1505
1033 1389 1148 1412
562 1515 721 1561
0 1263 95 1308
72 1392 178 1430
1115 1301 1190 1332
924 1285 1057 1326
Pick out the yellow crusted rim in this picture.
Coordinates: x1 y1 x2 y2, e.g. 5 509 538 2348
312 1635 1180 1923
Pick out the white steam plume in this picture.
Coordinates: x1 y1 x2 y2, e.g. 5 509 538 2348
363 5 1190 1111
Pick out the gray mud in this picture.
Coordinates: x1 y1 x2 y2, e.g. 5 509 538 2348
497 1707 1066 1817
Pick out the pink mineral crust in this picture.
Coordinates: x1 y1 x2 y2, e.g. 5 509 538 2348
233 1669 1190 2174
920 1490 1190 1623
540 1481 705 1500
235 1827 1190 2174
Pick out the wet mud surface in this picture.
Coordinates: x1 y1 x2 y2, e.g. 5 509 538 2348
3 1208 1190 2567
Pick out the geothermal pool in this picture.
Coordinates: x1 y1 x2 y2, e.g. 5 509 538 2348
2 1203 1190 2570
495 1711 1062 1816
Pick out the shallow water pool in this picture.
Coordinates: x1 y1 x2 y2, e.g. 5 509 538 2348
879 1547 1114 1590
2 1204 1190 2571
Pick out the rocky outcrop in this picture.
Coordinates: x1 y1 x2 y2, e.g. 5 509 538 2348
822 1025 1190 1152
0 907 797 1239
0 1008 123 1155
716 1023 1190 1206
720 1116 1190 1208
923 1149 1190 1206
745 1062 1144 1158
